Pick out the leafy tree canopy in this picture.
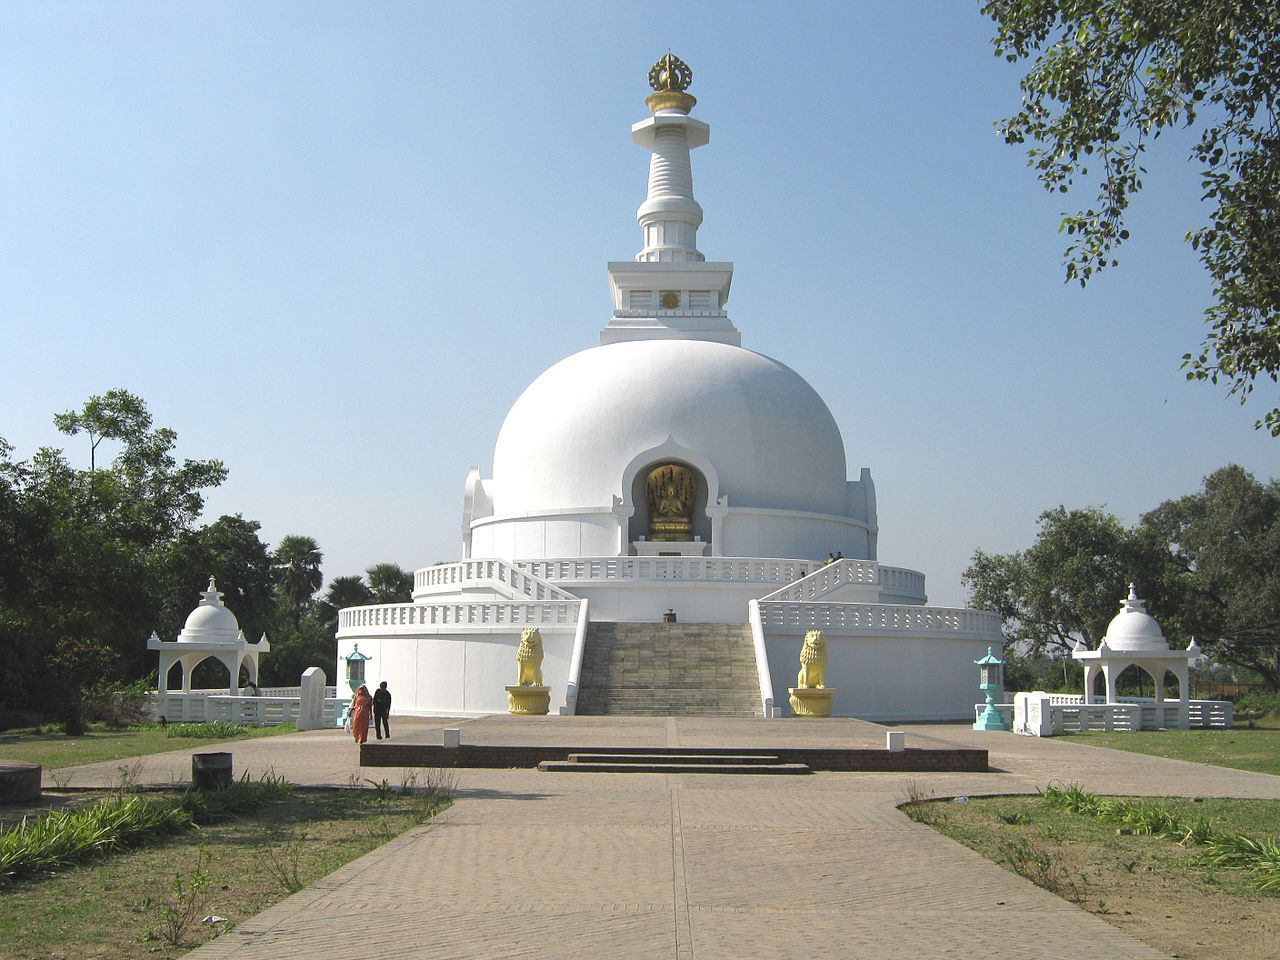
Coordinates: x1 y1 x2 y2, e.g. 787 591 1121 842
984 2 1280 434
272 534 324 611
965 466 1280 690
0 391 228 715
366 562 414 604
963 505 1179 656
1141 464 1280 687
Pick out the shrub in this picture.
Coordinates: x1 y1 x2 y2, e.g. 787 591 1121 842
84 678 154 726
1235 692 1280 717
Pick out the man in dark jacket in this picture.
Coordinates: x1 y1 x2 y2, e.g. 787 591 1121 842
373 681 392 740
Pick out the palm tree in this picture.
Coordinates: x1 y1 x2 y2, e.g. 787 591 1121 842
366 562 414 603
273 535 323 614
324 575 374 610
316 574 374 634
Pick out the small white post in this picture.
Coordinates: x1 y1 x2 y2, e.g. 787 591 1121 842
886 730 905 752
442 728 461 749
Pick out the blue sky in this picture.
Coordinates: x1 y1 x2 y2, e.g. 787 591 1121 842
2 2 1275 607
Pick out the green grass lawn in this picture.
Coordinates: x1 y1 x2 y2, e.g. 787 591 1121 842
0 723 296 771
902 790 1280 960
0 783 452 960
1060 721 1280 777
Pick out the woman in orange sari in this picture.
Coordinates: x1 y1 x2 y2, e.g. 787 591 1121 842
350 684 373 745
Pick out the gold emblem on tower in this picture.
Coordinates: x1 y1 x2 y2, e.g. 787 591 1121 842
645 53 696 114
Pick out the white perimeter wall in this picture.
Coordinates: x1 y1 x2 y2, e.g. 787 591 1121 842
336 629 577 716
763 631 989 722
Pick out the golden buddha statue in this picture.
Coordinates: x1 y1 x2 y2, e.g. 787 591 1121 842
646 463 695 541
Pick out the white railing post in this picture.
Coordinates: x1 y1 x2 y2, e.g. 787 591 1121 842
563 598 591 716
748 600 776 718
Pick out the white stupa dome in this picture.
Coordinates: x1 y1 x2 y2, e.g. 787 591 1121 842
491 338 849 516
177 578 243 644
1100 584 1168 652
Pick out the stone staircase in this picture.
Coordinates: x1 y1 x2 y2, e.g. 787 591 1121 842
573 622 763 717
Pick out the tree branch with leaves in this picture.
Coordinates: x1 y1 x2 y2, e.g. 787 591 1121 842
985 1 1280 434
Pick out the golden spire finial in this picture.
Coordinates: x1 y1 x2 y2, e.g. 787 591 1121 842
645 52 696 114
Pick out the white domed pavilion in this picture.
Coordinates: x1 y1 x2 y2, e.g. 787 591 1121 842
337 55 1002 720
149 578 270 697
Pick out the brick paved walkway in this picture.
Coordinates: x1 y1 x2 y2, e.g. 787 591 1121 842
35 718 1280 959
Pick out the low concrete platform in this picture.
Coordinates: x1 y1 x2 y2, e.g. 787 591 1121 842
0 760 41 803
360 714 988 772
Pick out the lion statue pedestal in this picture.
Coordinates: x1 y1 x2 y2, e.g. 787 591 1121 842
506 627 551 716
788 629 836 718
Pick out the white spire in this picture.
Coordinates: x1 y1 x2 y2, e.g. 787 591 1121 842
632 54 707 263
601 54 739 346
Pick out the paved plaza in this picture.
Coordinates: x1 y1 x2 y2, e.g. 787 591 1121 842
37 717 1280 959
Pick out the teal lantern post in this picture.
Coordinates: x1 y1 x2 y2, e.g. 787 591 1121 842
973 646 1010 731
343 644 372 693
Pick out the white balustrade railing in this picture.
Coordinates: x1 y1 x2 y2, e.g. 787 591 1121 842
1016 692 1233 735
756 558 877 602
1056 702 1142 732
1189 700 1234 727
518 556 814 586
757 600 1002 636
154 686 337 699
151 694 347 727
879 566 928 601
414 558 577 602
339 600 580 632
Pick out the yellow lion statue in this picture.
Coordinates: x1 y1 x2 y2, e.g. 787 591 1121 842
796 630 827 688
515 627 544 687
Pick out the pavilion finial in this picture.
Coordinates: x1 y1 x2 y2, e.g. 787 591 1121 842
200 576 225 607
646 53 696 114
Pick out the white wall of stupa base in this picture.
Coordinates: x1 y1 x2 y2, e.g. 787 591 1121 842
763 631 993 721
336 626 581 717
335 556 1003 721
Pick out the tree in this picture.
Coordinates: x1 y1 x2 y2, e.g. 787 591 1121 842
984 3 1280 434
324 575 375 610
260 606 335 687
153 514 278 645
963 505 1181 657
0 394 227 714
52 388 149 470
272 535 323 615
1141 465 1280 688
49 636 121 735
366 562 414 604
315 574 374 636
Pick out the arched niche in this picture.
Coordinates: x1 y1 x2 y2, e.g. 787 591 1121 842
619 436 721 553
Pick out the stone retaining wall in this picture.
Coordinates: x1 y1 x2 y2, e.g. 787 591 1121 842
361 742 987 773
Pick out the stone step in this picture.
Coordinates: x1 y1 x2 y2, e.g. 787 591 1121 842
566 753 783 765
539 760 812 775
